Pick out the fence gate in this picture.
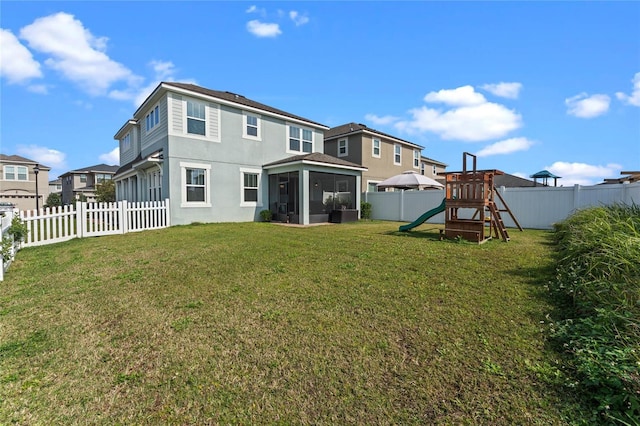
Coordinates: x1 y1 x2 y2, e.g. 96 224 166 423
78 202 123 237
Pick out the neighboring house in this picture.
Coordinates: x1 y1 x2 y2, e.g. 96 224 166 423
494 173 539 188
0 154 50 211
603 171 640 184
113 82 366 225
420 156 447 184
49 178 62 195
60 164 119 205
324 123 441 192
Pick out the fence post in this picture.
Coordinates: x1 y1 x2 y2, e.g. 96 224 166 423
164 198 171 227
119 200 127 234
76 202 85 238
573 184 581 210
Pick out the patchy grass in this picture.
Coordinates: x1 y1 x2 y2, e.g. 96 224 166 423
1 221 581 424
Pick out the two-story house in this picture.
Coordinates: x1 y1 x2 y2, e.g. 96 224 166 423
324 123 445 192
420 156 447 184
0 154 50 211
59 164 119 205
113 82 366 225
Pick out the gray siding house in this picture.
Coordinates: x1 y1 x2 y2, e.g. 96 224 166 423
114 82 366 225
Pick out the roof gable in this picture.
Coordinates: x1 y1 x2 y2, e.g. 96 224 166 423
143 82 328 129
325 122 423 149
264 152 367 171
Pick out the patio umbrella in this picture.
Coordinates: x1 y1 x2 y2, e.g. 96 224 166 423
377 171 444 190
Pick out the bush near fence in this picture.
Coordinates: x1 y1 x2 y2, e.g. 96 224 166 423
548 204 640 424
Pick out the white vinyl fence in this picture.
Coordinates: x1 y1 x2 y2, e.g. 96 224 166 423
364 182 640 230
1 199 170 280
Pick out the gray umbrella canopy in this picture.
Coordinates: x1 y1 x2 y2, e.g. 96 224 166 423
377 171 444 190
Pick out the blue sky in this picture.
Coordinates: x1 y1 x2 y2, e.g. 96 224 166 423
1 1 638 185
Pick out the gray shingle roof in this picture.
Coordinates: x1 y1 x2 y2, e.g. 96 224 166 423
264 152 366 170
0 154 51 169
162 82 328 129
494 173 537 187
325 122 423 149
61 164 119 176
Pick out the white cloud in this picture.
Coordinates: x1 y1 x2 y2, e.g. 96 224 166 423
0 28 42 84
365 113 400 126
99 147 120 165
289 11 309 26
17 145 67 170
480 82 522 99
476 137 535 157
545 161 623 186
423 85 486 106
19 12 140 96
27 84 49 94
615 72 640 107
246 5 257 13
247 20 282 38
565 93 610 118
395 102 522 142
108 60 195 106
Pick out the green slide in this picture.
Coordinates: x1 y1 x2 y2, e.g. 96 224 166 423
399 198 446 232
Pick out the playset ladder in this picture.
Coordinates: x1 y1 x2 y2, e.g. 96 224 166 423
488 202 510 242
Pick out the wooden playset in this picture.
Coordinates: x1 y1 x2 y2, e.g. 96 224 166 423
444 152 522 243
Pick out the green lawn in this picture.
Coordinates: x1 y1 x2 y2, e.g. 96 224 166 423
1 221 580 424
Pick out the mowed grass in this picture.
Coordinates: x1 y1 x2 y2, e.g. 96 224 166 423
1 221 578 424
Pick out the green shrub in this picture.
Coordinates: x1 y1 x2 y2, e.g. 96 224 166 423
549 204 640 423
360 201 372 220
259 209 272 222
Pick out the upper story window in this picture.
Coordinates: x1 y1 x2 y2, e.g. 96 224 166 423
433 165 437 175
3 165 28 181
338 139 348 157
420 162 426 175
187 100 206 136
80 174 87 183
121 133 131 151
288 125 313 154
146 105 160 132
96 174 112 184
394 144 401 165
243 112 261 140
372 138 381 158
413 150 420 168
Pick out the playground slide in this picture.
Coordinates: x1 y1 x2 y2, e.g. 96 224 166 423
399 198 446 232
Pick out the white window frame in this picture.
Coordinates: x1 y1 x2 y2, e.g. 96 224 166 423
337 139 348 157
180 162 211 208
287 124 314 154
186 99 206 136
145 104 160 133
420 162 426 175
240 168 262 207
243 112 261 141
367 180 383 192
178 97 220 142
413 150 420 169
80 174 87 183
121 132 131 152
372 138 381 158
394 144 402 165
433 165 437 175
3 165 28 181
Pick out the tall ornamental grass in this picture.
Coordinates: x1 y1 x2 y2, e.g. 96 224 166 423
550 204 640 424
